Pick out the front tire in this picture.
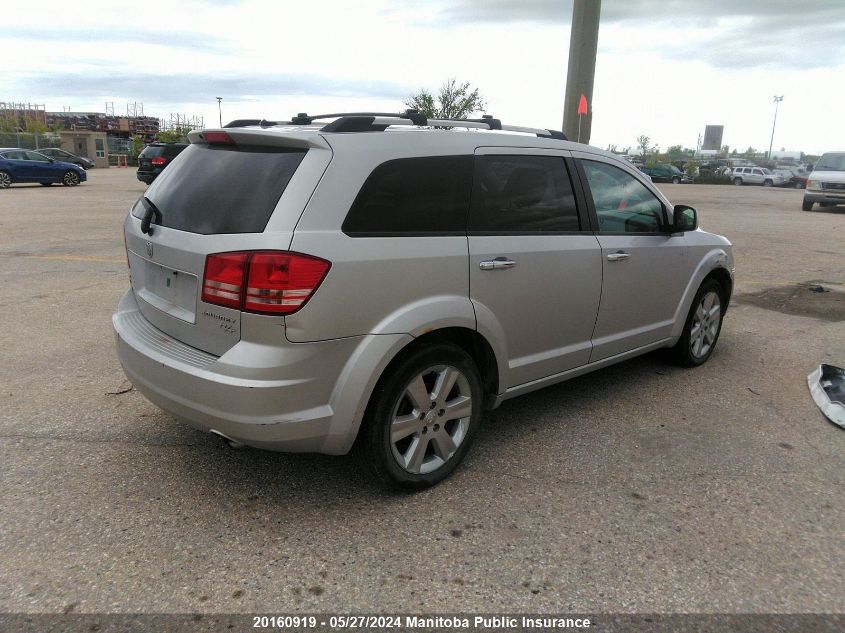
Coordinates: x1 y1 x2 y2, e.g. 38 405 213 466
733 177 743 186
672 176 681 184
794 182 805 189
802 199 814 211
359 344 483 490
62 170 80 186
672 279 725 367
763 179 773 187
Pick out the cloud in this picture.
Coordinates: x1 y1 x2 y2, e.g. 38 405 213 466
0 26 231 53
9 72 411 104
409 0 845 69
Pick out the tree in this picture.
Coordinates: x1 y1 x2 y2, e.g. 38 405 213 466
0 114 18 133
156 126 191 143
666 144 686 160
131 135 145 159
404 78 486 119
636 134 659 158
24 117 48 134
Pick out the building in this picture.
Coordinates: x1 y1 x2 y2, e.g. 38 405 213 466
58 130 109 168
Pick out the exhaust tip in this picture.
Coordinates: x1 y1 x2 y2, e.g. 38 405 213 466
210 429 245 450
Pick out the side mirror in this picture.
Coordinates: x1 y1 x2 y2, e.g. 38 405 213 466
672 204 698 232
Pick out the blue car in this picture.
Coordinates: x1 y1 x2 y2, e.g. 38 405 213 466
0 148 88 188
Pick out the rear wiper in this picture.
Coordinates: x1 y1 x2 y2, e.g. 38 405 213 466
140 196 162 235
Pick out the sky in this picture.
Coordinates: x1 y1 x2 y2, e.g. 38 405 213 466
3 0 844 155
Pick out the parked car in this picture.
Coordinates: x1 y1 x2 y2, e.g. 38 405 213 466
783 169 809 189
114 112 734 488
37 147 95 169
639 163 693 184
803 151 845 211
731 166 786 187
136 142 189 184
0 148 87 188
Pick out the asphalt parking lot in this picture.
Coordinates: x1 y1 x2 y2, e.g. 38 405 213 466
1 169 843 615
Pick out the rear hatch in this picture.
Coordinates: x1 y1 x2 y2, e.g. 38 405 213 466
123 129 332 356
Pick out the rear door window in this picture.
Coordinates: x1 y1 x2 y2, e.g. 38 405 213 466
469 155 580 232
342 156 473 236
135 143 307 234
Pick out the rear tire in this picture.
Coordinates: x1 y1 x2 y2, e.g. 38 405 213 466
359 344 483 490
794 182 805 189
672 279 725 367
763 179 773 187
802 199 814 211
0 170 11 189
733 177 743 186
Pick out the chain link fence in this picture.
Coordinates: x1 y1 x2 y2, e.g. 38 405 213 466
0 132 61 150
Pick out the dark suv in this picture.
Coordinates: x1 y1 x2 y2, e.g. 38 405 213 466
640 163 693 184
137 142 188 184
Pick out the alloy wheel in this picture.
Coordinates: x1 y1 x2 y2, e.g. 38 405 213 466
0 171 11 188
63 171 80 186
690 291 721 359
390 364 472 475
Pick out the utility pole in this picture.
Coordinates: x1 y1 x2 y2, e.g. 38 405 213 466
216 97 223 128
563 0 601 144
768 95 783 160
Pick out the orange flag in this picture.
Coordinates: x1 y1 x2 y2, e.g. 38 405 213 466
578 94 588 115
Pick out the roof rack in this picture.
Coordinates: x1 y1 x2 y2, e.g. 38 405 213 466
225 110 568 140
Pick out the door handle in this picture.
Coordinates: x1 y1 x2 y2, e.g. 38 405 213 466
479 257 517 271
606 251 630 262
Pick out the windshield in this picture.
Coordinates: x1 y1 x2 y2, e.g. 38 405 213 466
815 153 845 172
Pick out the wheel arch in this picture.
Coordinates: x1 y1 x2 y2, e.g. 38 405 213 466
669 249 733 341
703 267 733 309
323 327 502 455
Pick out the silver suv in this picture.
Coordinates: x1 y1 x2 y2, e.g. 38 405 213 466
731 166 786 187
113 111 734 488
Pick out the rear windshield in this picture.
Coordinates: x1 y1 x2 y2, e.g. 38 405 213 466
140 144 186 158
139 146 167 158
136 144 306 234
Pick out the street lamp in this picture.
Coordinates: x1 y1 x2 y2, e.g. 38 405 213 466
768 95 783 160
216 97 223 128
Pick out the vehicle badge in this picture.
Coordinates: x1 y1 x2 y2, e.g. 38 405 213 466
145 241 154 258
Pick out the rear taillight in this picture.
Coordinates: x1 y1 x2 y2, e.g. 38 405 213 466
201 251 330 315
202 252 250 309
150 156 167 166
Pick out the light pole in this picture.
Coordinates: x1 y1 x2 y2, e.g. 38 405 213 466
768 95 783 160
216 97 223 128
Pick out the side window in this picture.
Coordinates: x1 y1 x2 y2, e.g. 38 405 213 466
581 160 665 233
25 151 48 162
469 155 580 232
342 156 473 235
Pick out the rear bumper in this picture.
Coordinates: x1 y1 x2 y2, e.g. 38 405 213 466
136 168 161 183
113 290 409 454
